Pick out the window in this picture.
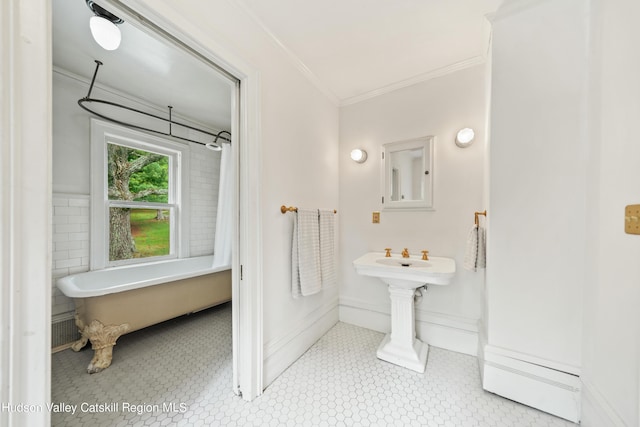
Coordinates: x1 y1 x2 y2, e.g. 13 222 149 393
91 120 190 269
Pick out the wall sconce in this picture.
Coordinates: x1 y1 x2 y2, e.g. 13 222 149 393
350 149 367 163
86 0 124 51
455 128 475 148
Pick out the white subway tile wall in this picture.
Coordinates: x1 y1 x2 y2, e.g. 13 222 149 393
52 194 90 318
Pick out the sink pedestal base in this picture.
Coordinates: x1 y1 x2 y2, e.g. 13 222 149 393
377 334 429 373
376 286 428 373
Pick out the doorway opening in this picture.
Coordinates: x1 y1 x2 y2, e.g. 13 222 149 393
50 0 261 414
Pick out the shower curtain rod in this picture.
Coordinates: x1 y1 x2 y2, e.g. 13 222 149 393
78 60 231 147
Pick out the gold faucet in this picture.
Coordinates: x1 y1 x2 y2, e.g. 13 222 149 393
384 248 392 257
401 248 410 258
421 250 429 260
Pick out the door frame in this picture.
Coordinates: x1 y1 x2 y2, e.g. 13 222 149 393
0 2 263 425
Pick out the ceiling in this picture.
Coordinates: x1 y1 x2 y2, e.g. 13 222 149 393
53 0 234 132
53 0 502 125
239 0 503 103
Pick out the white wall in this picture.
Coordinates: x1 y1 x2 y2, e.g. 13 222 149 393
138 0 341 385
487 0 586 370
339 65 487 355
581 0 640 425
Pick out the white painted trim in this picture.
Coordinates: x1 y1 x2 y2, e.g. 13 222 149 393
89 119 191 269
339 296 479 356
340 56 486 106
482 345 581 423
263 297 339 386
581 378 627 427
485 344 581 376
0 0 52 425
236 69 264 401
233 0 340 106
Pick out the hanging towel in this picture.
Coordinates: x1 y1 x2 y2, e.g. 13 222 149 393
291 209 322 298
464 225 486 271
319 209 336 288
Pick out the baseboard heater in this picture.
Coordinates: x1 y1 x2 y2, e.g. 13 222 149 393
52 317 79 350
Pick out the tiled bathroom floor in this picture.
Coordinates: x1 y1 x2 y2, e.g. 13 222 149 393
51 303 577 426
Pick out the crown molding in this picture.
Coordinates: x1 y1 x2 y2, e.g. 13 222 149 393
233 0 340 106
340 55 487 107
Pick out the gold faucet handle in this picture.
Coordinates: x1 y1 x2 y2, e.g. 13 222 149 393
384 248 392 257
421 250 429 260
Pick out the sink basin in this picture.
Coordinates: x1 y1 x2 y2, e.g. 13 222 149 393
375 258 431 268
353 252 455 288
353 252 456 372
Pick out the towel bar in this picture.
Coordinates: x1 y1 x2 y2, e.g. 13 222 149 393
281 205 337 214
474 210 487 226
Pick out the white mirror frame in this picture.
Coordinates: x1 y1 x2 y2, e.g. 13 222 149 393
381 136 434 210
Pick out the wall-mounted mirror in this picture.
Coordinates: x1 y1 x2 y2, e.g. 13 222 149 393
382 136 434 210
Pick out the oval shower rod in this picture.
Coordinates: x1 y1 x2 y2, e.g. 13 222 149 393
78 60 231 148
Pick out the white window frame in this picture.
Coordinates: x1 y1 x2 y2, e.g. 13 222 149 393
90 119 190 270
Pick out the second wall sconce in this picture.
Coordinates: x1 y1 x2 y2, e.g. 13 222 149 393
455 128 475 148
350 148 368 163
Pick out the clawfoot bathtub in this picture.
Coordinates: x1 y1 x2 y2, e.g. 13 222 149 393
57 256 231 373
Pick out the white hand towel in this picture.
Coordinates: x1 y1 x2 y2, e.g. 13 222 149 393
319 209 336 288
291 209 322 298
464 225 486 271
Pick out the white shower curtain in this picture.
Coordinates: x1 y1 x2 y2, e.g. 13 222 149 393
213 144 233 268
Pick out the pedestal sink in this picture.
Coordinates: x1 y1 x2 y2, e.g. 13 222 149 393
353 252 455 373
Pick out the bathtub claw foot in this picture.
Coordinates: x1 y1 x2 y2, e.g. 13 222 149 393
87 346 114 374
71 336 89 352
77 319 130 374
71 314 89 352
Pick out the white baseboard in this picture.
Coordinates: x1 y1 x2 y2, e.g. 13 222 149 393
581 378 627 427
263 297 339 386
482 345 581 423
339 296 478 356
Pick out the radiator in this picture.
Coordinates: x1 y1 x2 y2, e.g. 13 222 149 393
51 317 79 349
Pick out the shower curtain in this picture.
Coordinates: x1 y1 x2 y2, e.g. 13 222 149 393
213 144 233 268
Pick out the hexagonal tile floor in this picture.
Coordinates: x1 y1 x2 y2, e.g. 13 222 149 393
52 302 577 426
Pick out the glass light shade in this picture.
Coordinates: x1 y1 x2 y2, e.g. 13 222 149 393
350 149 367 163
455 128 475 147
90 16 121 51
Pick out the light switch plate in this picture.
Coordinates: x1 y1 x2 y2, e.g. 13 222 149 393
372 211 380 224
625 205 640 235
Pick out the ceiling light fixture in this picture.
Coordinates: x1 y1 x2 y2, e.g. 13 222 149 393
350 149 368 163
455 128 475 148
86 1 124 51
